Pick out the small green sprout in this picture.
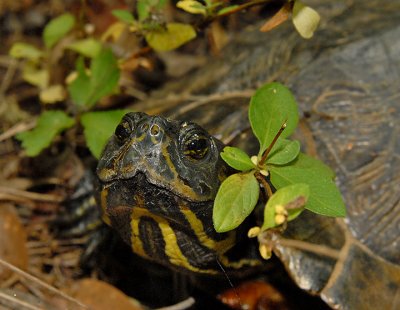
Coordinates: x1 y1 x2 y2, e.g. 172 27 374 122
10 13 124 159
112 2 196 52
213 83 346 256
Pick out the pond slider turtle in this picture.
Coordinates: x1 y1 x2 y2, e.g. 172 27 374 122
94 0 400 308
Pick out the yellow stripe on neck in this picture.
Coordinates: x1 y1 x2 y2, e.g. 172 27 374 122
130 207 218 274
180 208 236 254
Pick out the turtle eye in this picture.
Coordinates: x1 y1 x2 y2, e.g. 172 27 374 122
115 120 132 142
183 133 210 160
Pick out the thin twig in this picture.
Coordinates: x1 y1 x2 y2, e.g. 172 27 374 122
20 277 45 304
0 291 42 310
0 57 18 96
276 238 341 260
0 273 19 289
0 259 88 309
0 186 63 202
0 120 36 142
156 297 196 310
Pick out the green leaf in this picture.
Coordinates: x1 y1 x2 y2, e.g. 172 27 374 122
39 84 66 104
67 38 102 58
112 9 135 23
213 172 260 232
22 63 49 89
67 57 91 107
217 5 239 15
292 1 320 39
16 111 75 156
220 146 255 171
137 0 150 21
267 139 300 165
43 13 75 49
145 23 196 52
9 43 42 61
269 153 346 217
262 183 309 230
87 48 120 107
156 0 168 9
177 1 207 15
249 82 299 156
81 110 131 158
137 0 167 16
68 50 119 108
68 49 120 108
262 199 276 232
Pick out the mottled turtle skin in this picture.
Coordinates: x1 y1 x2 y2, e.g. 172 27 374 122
95 0 400 309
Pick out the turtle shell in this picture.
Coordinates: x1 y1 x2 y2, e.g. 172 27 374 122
124 0 400 308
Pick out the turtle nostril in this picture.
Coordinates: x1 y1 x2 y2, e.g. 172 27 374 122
150 124 160 136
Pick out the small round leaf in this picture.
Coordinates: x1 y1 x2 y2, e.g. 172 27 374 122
262 183 309 231
43 13 75 49
220 146 255 171
249 82 299 156
213 172 260 233
9 43 42 61
270 153 346 217
177 1 207 15
112 10 135 23
267 139 300 165
16 111 75 157
145 23 196 52
67 38 102 58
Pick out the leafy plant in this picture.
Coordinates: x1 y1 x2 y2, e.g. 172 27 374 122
43 13 76 49
68 49 120 109
213 82 346 258
80 110 131 158
16 111 75 157
112 0 321 54
111 0 196 52
176 0 239 17
10 13 126 158
10 1 321 159
10 13 77 104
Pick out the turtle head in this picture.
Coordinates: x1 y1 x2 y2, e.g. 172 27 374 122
96 112 235 272
97 112 228 200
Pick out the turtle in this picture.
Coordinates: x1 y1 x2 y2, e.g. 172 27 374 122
96 111 256 274
88 0 400 309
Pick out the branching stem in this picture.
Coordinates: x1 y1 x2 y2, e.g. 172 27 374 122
259 120 287 166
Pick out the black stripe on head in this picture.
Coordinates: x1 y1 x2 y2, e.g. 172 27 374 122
174 227 219 270
139 216 168 262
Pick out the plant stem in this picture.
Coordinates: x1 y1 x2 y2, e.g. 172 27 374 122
259 120 287 166
255 172 273 198
275 238 341 260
